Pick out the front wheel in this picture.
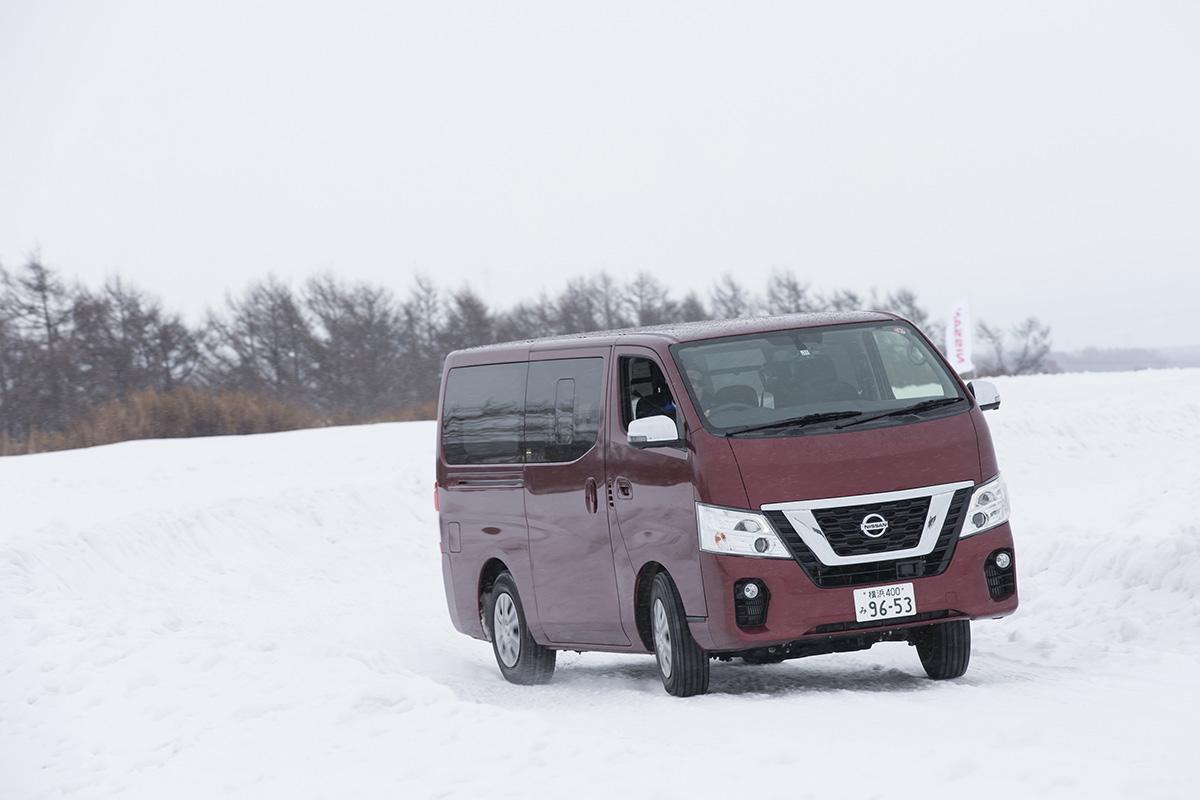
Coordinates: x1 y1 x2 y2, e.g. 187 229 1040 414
487 572 555 685
914 620 971 679
650 572 709 696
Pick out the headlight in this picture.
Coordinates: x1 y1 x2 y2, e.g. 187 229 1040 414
960 475 1010 537
696 503 790 558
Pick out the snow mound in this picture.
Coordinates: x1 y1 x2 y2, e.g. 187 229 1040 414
3 370 1199 799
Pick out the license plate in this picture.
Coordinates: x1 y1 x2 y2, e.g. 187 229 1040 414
853 582 917 623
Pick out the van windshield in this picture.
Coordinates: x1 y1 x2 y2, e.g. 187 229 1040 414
671 322 965 435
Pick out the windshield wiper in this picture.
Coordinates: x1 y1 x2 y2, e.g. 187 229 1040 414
725 410 864 436
834 397 965 429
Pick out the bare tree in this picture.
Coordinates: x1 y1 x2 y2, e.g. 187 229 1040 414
766 271 819 314
710 274 754 319
976 317 1054 375
1 258 1063 453
677 291 709 322
398 276 446 406
593 272 631 330
624 273 676 326
442 286 495 350
305 275 405 416
203 278 316 401
868 287 938 342
71 277 199 402
874 288 929 328
0 257 78 435
1007 317 1053 374
556 277 606 334
148 313 203 391
822 288 863 312
0 266 20 438
495 293 560 341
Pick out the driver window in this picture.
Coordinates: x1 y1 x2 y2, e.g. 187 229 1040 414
619 357 677 430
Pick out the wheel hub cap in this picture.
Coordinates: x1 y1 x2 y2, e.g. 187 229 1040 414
494 592 521 668
653 598 673 679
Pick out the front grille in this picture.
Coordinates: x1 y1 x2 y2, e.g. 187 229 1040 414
814 496 931 556
812 609 952 634
765 487 973 589
985 550 1016 600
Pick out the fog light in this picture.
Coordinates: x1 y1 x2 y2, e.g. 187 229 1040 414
734 579 769 628
994 551 1012 570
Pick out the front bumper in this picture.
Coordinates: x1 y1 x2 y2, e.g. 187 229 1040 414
690 523 1018 653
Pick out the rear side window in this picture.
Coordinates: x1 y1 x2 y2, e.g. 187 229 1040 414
525 358 603 463
442 362 528 464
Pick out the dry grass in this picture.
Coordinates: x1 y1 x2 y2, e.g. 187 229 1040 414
353 402 438 425
1 389 317 456
0 389 439 456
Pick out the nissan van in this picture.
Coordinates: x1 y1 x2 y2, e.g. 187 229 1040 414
436 312 1017 696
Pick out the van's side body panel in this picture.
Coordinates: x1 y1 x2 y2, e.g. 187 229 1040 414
607 345 708 623
437 344 543 643
440 474 532 641
524 344 629 646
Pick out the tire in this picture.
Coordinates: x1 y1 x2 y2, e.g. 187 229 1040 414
486 572 556 685
914 620 971 679
649 572 709 697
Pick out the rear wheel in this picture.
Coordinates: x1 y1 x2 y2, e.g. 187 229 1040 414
650 572 709 696
914 620 971 679
487 572 555 685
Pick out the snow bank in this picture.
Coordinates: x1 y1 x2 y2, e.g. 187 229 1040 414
3 369 1199 799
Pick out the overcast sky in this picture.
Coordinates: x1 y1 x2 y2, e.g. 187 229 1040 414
2 1 1198 350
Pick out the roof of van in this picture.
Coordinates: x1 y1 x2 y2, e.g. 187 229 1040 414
448 310 899 361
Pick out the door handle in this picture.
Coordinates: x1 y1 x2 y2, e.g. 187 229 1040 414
615 477 633 499
584 477 598 514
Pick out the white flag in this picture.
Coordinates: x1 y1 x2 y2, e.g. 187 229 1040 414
945 299 975 375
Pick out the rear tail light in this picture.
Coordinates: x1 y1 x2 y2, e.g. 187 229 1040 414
433 481 440 512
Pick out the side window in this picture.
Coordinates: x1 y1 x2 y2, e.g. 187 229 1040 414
525 358 603 463
619 356 677 430
442 362 528 465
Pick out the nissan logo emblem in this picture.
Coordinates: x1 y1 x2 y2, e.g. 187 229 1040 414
860 513 889 538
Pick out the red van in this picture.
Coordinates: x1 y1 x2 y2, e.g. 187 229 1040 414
436 312 1016 696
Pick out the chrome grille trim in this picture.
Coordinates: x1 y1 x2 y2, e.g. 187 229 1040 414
761 480 974 567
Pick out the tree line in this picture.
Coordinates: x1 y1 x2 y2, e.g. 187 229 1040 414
0 256 1052 454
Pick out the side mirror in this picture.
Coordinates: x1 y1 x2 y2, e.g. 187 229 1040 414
627 415 682 448
968 380 1001 411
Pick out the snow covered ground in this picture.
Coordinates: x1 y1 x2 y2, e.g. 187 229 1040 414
3 369 1199 799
